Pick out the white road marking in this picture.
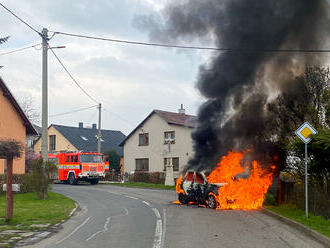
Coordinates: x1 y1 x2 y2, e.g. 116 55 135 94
56 217 90 244
142 200 152 207
153 219 162 248
152 208 161 219
86 208 129 241
161 209 166 248
124 195 139 200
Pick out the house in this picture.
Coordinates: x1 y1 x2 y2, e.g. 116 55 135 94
0 78 37 174
26 124 41 148
120 105 197 178
33 123 126 156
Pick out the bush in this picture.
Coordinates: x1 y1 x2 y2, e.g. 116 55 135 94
0 174 33 194
29 159 57 199
129 172 165 184
264 192 276 206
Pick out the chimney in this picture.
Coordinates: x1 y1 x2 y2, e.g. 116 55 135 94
78 122 83 128
92 123 97 129
178 104 185 114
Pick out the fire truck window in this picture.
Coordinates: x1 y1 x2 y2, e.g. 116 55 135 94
186 172 194 182
66 156 70 162
195 173 204 184
74 155 78 162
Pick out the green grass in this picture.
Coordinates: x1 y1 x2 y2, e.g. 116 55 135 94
266 204 330 238
0 192 75 230
106 182 176 190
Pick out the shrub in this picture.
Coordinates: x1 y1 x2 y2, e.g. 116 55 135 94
0 174 33 194
264 192 276 206
29 159 57 199
129 172 165 184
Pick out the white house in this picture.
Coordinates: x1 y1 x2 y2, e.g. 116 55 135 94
120 105 196 178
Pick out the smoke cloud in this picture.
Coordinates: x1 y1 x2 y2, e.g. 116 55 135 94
138 0 330 171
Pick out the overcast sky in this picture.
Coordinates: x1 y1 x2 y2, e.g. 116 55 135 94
0 0 212 135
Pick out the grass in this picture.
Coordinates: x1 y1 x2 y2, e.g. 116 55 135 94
265 204 330 238
0 192 75 230
106 182 176 190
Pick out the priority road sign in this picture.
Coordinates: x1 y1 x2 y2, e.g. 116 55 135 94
295 122 318 144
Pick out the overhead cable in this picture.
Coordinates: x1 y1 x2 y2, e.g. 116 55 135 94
48 46 99 104
52 31 330 53
0 43 41 56
49 105 97 117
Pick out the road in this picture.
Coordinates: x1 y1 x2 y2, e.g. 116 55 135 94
25 184 325 248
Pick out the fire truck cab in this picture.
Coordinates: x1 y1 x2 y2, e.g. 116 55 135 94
48 151 109 185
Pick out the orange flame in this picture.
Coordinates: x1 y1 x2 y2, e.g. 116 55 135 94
207 151 274 210
176 175 184 194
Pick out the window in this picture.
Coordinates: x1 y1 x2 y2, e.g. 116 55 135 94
80 136 88 141
186 172 194 182
164 157 179 171
135 158 149 171
49 135 56 151
195 172 204 184
80 154 102 163
138 133 149 146
164 131 175 144
172 157 179 171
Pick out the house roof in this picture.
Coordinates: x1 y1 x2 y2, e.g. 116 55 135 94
0 77 37 135
120 109 197 146
51 124 126 156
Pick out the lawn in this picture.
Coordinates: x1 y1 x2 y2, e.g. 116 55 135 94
106 182 176 190
0 192 75 229
266 204 330 238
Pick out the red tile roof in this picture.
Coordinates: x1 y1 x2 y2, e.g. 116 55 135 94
154 109 197 128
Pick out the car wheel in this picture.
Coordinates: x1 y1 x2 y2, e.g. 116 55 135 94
68 173 77 185
178 193 188 204
207 194 217 209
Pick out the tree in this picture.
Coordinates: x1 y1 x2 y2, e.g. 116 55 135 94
104 150 120 172
19 95 40 124
0 36 9 44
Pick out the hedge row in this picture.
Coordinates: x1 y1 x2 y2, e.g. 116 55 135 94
0 174 33 194
128 172 166 184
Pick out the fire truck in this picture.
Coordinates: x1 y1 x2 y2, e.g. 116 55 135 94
48 151 109 185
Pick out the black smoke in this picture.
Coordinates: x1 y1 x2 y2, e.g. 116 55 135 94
138 0 329 171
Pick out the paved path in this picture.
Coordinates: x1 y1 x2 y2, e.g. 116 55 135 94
25 184 325 248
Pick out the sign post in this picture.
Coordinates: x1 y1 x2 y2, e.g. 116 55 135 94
295 122 317 218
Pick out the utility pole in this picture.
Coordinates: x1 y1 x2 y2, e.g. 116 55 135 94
41 28 48 162
97 103 102 153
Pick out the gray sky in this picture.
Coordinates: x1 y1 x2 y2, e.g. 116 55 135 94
0 0 211 135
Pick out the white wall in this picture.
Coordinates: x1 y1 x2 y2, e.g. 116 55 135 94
123 113 194 178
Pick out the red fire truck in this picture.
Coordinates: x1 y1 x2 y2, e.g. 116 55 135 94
48 151 109 185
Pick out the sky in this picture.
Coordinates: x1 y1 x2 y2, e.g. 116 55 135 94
0 0 212 135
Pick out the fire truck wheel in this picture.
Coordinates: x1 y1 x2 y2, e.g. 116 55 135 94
90 179 99 185
178 193 188 204
68 173 78 185
207 194 217 209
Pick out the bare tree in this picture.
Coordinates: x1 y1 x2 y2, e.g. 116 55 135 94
19 95 40 124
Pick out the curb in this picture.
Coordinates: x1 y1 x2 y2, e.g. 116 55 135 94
261 208 330 248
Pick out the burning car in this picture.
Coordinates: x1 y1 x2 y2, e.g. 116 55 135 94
176 170 226 209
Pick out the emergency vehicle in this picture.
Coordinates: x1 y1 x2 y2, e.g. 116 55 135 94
48 151 109 185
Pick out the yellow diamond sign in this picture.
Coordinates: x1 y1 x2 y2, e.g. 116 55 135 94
295 122 317 144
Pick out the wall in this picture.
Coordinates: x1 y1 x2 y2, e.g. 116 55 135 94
0 87 26 174
123 113 194 178
33 126 77 154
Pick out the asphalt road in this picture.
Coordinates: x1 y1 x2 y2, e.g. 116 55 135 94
25 184 325 248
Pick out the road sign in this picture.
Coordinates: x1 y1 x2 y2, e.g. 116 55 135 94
295 122 318 144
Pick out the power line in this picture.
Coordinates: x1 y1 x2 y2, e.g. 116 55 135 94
49 105 97 117
0 3 41 36
52 31 330 53
0 43 41 56
48 46 99 104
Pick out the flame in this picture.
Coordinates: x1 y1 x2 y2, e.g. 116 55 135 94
176 175 184 194
207 151 274 210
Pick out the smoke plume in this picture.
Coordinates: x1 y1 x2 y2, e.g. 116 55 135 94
139 0 330 171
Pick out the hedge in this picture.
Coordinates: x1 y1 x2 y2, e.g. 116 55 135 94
0 174 33 194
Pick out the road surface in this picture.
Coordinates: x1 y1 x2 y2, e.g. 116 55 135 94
25 184 325 248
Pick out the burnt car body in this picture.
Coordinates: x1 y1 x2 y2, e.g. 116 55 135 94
177 171 226 209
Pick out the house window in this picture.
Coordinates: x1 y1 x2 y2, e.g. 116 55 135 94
163 157 179 171
139 133 149 146
164 131 175 144
49 135 56 151
135 158 149 171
